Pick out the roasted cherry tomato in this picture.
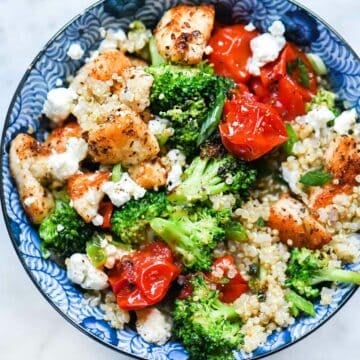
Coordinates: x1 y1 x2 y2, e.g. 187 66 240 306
108 242 180 310
258 43 317 120
208 25 259 84
261 43 317 91
210 256 248 303
98 201 114 229
219 94 288 161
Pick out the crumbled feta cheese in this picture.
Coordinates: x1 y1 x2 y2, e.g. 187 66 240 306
55 78 63 87
268 20 286 37
104 243 129 269
281 163 301 195
48 137 88 181
92 214 104 227
67 43 85 60
204 45 213 55
24 196 37 207
334 108 357 135
99 27 148 53
320 287 334 305
98 38 118 52
297 105 335 137
136 308 172 345
98 28 126 52
166 149 186 191
27 125 35 134
99 27 107 38
148 117 174 141
66 254 109 290
43 87 77 124
107 28 127 43
225 174 233 185
148 118 169 136
244 22 256 32
102 172 146 207
247 20 286 75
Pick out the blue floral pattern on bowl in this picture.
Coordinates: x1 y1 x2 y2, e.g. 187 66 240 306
1 0 359 359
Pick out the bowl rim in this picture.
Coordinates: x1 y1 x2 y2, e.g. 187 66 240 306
1 0 359 359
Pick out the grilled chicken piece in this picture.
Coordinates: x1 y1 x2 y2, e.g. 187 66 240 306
29 122 87 184
268 195 332 250
309 184 353 211
67 172 109 223
325 135 360 185
86 107 160 166
9 134 54 224
9 122 88 223
89 50 133 81
128 158 168 189
43 121 82 152
154 4 215 65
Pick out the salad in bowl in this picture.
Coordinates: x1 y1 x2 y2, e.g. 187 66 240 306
4 1 360 359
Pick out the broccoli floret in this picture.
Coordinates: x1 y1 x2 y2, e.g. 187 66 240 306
286 248 360 300
111 191 168 244
150 207 225 271
173 275 244 360
39 199 93 258
168 155 257 205
224 221 247 243
146 64 233 156
306 89 342 116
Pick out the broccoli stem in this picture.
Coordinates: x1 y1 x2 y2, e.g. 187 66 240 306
311 268 360 286
285 290 315 317
150 218 195 264
197 91 226 146
149 36 165 66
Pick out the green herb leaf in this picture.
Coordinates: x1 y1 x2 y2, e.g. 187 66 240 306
298 60 310 88
299 169 332 186
86 235 107 268
248 263 260 276
197 90 226 146
112 164 123 182
286 58 310 88
256 217 266 227
283 124 299 156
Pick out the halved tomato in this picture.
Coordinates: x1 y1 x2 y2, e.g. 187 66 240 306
220 95 288 161
208 24 259 84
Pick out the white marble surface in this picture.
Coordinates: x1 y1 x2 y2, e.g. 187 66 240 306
0 0 359 359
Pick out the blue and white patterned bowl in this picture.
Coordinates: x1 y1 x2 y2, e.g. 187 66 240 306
1 1 359 359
